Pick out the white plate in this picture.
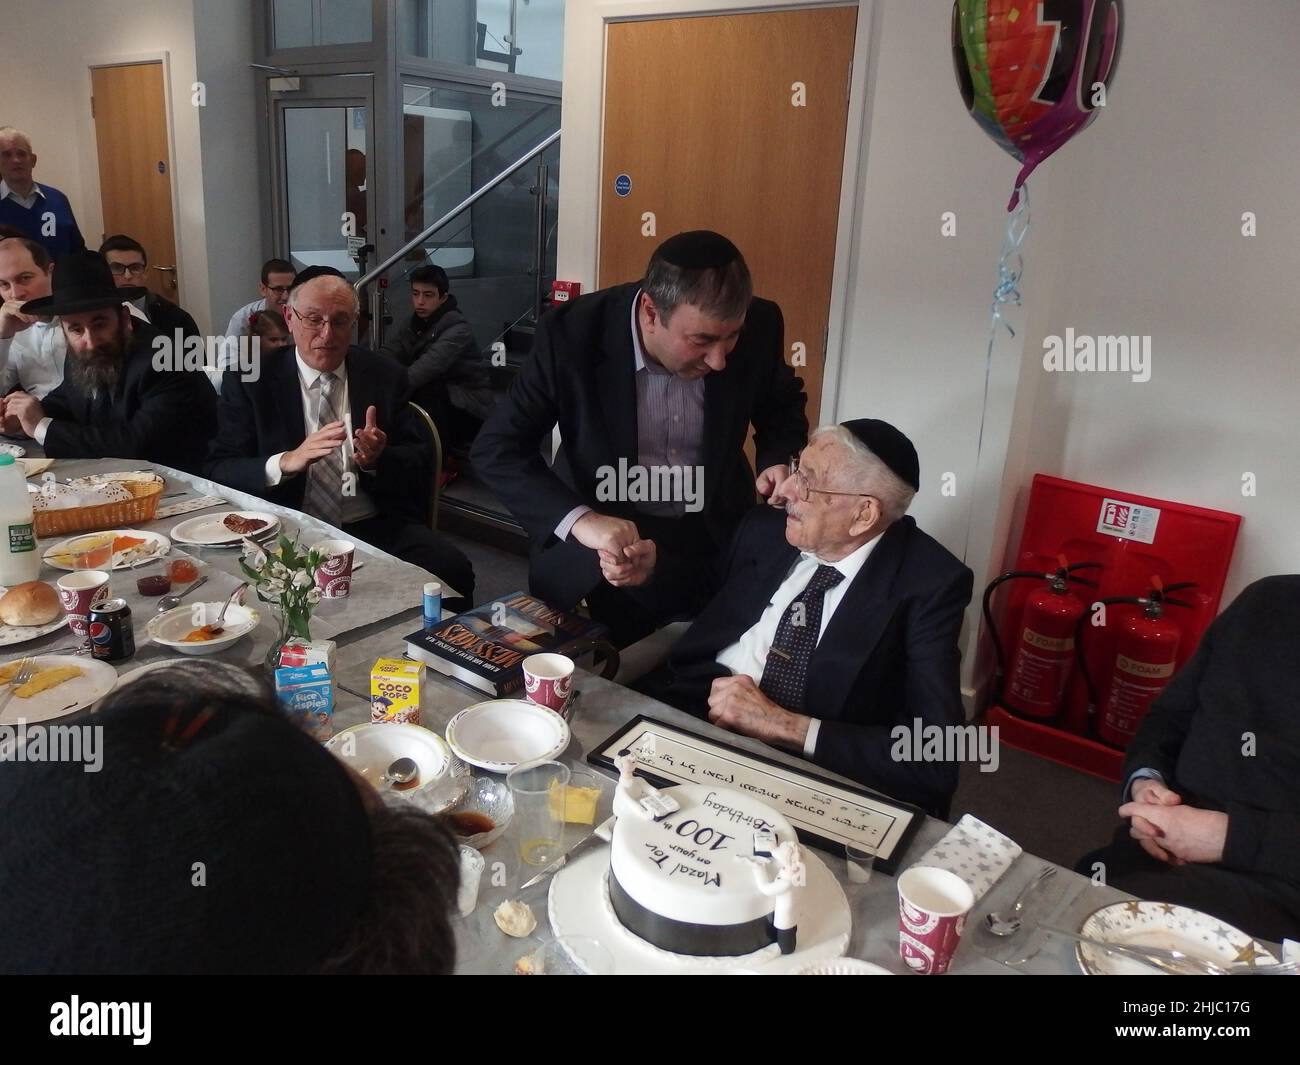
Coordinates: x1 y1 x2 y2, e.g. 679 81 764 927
326 723 454 794
0 654 118 724
146 602 260 655
42 529 171 572
444 698 571 773
1076 900 1281 975
0 442 26 458
170 511 280 547
547 845 851 975
789 958 893 975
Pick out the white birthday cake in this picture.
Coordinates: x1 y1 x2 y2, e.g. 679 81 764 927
609 756 805 957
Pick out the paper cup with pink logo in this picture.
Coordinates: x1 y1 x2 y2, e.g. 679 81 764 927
56 570 111 644
897 866 975 975
312 539 355 599
522 653 575 719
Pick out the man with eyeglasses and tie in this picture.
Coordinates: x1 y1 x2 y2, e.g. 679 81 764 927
206 268 476 608
638 420 973 817
100 234 201 344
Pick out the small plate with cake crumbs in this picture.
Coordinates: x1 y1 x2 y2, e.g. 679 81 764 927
0 654 118 725
169 511 281 547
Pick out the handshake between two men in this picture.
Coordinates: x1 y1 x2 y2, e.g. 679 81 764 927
570 462 792 590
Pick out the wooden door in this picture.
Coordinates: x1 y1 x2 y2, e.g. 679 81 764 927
90 63 179 301
599 7 857 423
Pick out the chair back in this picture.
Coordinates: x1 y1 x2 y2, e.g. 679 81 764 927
407 402 443 527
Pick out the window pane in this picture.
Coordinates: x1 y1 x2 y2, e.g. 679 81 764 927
275 0 372 49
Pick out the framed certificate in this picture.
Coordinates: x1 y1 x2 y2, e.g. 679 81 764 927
588 715 924 874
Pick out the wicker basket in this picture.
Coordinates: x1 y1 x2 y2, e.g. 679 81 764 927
33 476 166 538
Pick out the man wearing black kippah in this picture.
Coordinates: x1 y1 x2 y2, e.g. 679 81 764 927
638 420 973 817
472 231 807 645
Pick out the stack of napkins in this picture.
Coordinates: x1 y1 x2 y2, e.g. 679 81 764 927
30 481 132 511
911 814 1023 901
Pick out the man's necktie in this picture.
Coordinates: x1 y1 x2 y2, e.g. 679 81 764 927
302 371 344 527
758 564 845 713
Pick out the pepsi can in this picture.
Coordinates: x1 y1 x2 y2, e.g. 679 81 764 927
89 598 135 663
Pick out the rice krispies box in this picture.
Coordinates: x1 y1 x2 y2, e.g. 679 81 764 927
370 658 423 725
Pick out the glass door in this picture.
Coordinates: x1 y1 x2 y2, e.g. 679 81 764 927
269 74 375 283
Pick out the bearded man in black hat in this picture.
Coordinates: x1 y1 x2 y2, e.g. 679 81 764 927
637 420 973 817
472 231 808 646
3 250 216 473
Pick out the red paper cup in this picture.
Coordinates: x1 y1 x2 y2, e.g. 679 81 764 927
56 570 111 644
897 866 975 975
313 538 355 599
522 653 575 719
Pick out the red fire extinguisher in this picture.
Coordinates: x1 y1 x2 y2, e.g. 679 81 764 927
982 555 1102 721
1074 576 1195 748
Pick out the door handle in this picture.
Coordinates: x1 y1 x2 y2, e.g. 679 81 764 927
152 265 176 271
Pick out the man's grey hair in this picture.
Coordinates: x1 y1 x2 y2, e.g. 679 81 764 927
642 255 752 324
288 274 359 314
0 127 33 151
811 424 916 523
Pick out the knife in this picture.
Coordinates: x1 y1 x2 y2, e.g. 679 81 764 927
519 815 616 891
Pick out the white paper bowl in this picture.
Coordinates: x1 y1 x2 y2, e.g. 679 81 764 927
146 602 260 655
444 698 571 773
326 722 453 794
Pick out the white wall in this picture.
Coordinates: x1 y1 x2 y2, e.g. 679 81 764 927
0 0 261 335
559 0 1300 701
1007 0 1300 605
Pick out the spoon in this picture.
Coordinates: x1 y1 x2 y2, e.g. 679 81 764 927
157 575 209 613
383 757 420 791
985 865 1057 936
199 582 249 636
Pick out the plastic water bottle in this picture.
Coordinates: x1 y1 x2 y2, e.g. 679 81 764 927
0 454 41 585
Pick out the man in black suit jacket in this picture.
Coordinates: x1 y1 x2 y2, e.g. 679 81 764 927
100 235 201 344
638 421 974 818
472 231 807 645
1076 576 1300 942
4 251 215 472
205 273 475 605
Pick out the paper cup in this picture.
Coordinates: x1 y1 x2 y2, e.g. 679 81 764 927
522 653 575 719
56 570 111 643
312 538 355 599
897 866 975 975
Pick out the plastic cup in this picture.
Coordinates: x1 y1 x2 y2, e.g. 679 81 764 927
507 760 570 867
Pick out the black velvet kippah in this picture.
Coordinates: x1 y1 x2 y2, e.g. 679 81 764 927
654 230 742 270
840 418 920 491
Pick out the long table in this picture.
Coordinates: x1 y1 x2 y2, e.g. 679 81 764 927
10 456 1129 975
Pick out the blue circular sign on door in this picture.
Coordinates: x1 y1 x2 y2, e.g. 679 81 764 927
614 173 632 197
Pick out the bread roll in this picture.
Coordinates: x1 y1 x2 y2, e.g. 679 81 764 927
0 581 62 626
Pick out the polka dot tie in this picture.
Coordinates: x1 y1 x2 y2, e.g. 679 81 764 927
758 564 844 713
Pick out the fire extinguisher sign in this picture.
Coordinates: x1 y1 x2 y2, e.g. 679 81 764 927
1096 498 1161 544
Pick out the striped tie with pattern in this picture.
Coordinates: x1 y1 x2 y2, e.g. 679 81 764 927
301 371 344 527
757 564 845 713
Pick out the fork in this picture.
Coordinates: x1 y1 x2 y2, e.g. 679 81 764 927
0 657 39 719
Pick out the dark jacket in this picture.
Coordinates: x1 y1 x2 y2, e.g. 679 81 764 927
639 506 974 817
378 296 493 422
41 319 216 474
471 281 808 611
142 292 201 345
1123 575 1300 891
204 344 431 526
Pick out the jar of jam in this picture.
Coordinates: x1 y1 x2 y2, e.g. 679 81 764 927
136 573 172 596
170 558 199 583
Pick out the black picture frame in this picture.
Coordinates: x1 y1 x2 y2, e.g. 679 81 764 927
588 714 925 875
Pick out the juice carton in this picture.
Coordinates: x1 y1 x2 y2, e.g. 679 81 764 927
370 658 424 725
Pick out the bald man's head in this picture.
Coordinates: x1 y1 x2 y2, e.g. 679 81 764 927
285 276 358 371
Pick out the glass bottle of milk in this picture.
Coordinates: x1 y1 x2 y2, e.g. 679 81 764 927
0 454 42 585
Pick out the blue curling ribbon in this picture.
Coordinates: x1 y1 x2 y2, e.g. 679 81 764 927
961 183 1031 565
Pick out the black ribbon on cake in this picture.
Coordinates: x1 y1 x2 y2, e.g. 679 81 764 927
610 871 778 957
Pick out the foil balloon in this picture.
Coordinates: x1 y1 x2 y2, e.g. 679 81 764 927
952 0 1123 209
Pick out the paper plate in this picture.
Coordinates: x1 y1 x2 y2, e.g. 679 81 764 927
0 654 118 725
444 698 571 773
0 442 26 458
1075 900 1280 975
146 602 260 655
42 529 170 571
170 511 280 547
326 722 454 794
0 580 67 647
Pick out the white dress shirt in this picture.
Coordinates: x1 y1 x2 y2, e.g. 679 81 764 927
0 180 42 210
0 317 66 398
716 532 883 757
264 350 378 525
